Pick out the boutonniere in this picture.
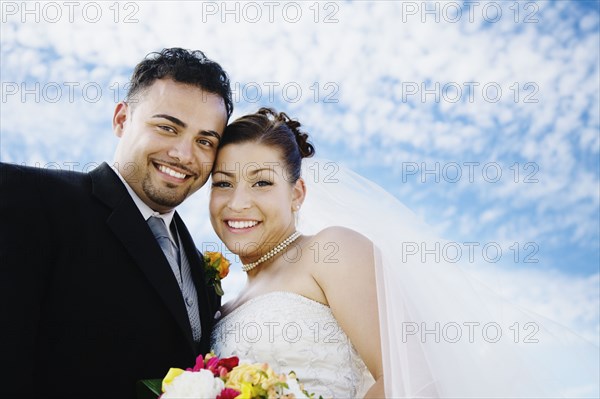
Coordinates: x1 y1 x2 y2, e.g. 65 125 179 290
203 252 230 296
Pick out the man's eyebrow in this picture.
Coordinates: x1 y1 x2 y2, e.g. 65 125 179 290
201 130 222 142
152 114 186 128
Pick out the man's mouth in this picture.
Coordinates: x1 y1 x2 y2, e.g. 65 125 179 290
157 164 187 179
154 162 195 181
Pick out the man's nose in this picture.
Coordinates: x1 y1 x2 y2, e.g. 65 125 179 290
168 138 194 164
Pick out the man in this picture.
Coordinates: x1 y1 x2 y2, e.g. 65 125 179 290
0 48 233 398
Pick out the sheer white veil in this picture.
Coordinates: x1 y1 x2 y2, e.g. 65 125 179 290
298 157 599 398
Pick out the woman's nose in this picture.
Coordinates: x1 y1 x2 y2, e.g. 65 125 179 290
227 186 252 211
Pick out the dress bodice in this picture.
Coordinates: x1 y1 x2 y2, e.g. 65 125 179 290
211 291 375 398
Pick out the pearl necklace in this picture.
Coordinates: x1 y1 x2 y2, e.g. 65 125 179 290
241 231 302 273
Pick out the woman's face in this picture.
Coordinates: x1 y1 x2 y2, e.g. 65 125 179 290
209 142 305 263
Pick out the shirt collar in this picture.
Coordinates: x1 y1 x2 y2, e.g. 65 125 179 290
111 165 176 227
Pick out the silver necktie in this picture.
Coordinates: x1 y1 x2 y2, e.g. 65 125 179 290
147 216 182 287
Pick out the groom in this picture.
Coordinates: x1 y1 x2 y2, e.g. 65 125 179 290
0 48 232 398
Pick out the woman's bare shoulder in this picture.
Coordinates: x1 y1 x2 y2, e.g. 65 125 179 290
308 226 374 267
311 226 372 246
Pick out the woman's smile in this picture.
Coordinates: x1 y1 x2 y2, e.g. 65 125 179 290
224 219 262 232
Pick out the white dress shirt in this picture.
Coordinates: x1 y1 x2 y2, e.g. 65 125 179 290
111 165 176 241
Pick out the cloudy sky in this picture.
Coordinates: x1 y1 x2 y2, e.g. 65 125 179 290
1 0 598 351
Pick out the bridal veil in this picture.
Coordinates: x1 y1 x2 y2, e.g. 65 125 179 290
297 158 599 398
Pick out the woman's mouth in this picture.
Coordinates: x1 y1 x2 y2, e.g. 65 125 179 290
226 219 260 230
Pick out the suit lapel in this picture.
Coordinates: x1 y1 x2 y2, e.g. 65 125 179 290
89 163 196 352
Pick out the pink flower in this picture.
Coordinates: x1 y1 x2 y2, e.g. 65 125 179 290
188 353 206 372
206 356 220 373
216 388 240 399
185 353 240 378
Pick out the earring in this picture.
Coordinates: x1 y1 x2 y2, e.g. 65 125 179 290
293 204 300 225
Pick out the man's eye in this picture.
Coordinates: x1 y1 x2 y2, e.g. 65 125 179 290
197 139 213 147
158 125 176 133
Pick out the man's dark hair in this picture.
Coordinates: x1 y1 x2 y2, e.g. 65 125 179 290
126 48 233 118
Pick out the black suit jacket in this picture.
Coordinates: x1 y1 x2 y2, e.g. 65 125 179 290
0 162 220 398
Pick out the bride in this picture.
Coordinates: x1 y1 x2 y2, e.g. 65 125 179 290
209 108 598 398
208 107 381 397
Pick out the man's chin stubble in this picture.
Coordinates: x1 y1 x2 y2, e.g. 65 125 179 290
143 178 191 209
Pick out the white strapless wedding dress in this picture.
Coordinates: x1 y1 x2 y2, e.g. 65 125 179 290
207 159 599 397
211 291 375 398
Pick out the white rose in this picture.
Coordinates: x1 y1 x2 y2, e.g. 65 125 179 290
161 369 225 398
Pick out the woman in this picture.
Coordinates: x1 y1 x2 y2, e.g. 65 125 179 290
210 108 598 398
209 108 382 397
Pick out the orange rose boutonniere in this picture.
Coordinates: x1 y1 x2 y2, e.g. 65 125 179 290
203 251 230 296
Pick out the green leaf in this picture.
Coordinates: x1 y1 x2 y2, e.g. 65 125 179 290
136 379 162 399
214 281 224 296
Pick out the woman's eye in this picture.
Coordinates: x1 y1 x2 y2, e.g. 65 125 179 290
253 180 272 187
211 181 231 188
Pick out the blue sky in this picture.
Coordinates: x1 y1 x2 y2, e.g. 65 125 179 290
1 1 599 344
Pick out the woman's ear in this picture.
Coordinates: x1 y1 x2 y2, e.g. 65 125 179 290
292 177 307 211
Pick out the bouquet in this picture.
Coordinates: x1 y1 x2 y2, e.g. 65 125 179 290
139 352 316 399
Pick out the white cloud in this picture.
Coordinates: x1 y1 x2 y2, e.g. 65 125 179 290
465 265 600 346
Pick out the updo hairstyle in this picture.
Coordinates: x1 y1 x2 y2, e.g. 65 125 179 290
219 107 315 183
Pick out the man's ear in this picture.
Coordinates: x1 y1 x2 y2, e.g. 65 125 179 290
292 177 307 210
112 102 129 138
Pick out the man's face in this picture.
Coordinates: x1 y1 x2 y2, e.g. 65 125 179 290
112 78 228 213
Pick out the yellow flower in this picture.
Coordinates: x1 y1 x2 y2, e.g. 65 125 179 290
205 251 231 279
205 251 221 265
224 363 293 398
161 368 184 392
204 252 231 296
236 382 256 399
